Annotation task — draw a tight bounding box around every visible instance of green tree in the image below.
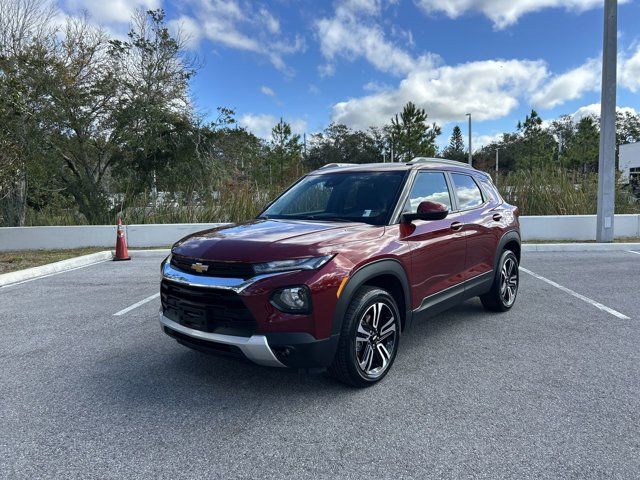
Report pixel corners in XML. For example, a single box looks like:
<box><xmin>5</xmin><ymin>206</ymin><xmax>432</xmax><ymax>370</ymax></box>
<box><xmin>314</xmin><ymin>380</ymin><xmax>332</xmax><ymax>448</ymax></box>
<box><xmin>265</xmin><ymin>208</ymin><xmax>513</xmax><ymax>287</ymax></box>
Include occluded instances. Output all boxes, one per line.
<box><xmin>0</xmin><ymin>0</ymin><xmax>57</xmax><ymax>226</ymax></box>
<box><xmin>306</xmin><ymin>123</ymin><xmax>383</xmax><ymax>169</ymax></box>
<box><xmin>390</xmin><ymin>102</ymin><xmax>441</xmax><ymax>162</ymax></box>
<box><xmin>112</xmin><ymin>9</ymin><xmax>197</xmax><ymax>194</ymax></box>
<box><xmin>514</xmin><ymin>110</ymin><xmax>556</xmax><ymax>169</ymax></box>
<box><xmin>442</xmin><ymin>125</ymin><xmax>466</xmax><ymax>161</ymax></box>
<box><xmin>561</xmin><ymin>116</ymin><xmax>600</xmax><ymax>171</ymax></box>
<box><xmin>617</xmin><ymin>111</ymin><xmax>640</xmax><ymax>146</ymax></box>
<box><xmin>269</xmin><ymin>118</ymin><xmax>302</xmax><ymax>182</ymax></box>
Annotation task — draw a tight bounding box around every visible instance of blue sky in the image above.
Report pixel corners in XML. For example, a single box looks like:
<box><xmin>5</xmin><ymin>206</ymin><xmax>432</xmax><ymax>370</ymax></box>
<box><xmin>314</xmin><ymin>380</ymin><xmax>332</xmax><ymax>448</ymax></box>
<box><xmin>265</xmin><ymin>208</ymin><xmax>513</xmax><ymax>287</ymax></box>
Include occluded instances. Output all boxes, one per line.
<box><xmin>60</xmin><ymin>0</ymin><xmax>640</xmax><ymax>149</ymax></box>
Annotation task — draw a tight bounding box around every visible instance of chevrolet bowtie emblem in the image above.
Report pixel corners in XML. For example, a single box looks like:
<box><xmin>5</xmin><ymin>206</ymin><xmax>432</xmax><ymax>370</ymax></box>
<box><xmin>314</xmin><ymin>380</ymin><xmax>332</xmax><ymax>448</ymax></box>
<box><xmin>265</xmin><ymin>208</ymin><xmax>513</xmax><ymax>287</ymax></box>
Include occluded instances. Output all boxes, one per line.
<box><xmin>191</xmin><ymin>262</ymin><xmax>209</xmax><ymax>273</ymax></box>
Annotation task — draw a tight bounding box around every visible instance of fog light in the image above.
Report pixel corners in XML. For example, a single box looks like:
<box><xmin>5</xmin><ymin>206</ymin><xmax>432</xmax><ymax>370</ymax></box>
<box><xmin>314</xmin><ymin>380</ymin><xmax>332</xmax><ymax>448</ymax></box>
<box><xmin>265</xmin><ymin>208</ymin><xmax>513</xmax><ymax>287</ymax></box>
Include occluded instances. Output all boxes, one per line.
<box><xmin>270</xmin><ymin>285</ymin><xmax>312</xmax><ymax>314</ymax></box>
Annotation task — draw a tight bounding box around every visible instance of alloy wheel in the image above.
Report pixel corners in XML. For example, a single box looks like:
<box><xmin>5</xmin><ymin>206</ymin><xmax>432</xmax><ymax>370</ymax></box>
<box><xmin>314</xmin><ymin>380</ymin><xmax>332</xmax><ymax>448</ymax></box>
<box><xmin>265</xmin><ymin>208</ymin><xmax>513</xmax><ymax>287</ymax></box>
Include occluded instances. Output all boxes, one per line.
<box><xmin>355</xmin><ymin>302</ymin><xmax>397</xmax><ymax>379</ymax></box>
<box><xmin>500</xmin><ymin>257</ymin><xmax>518</xmax><ymax>307</ymax></box>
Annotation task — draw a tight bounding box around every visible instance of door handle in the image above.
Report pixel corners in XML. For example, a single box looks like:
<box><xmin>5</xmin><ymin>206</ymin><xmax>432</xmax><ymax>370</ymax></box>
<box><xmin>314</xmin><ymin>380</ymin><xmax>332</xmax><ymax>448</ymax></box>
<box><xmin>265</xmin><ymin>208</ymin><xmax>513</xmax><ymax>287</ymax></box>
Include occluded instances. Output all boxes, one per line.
<box><xmin>492</xmin><ymin>213</ymin><xmax>503</xmax><ymax>221</ymax></box>
<box><xmin>450</xmin><ymin>221</ymin><xmax>463</xmax><ymax>231</ymax></box>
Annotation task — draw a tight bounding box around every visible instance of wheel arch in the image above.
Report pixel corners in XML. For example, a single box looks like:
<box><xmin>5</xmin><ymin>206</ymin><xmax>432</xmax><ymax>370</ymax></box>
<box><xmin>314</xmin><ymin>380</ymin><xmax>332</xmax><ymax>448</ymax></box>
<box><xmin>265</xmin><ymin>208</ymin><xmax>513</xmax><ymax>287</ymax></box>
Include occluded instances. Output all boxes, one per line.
<box><xmin>495</xmin><ymin>230</ymin><xmax>521</xmax><ymax>272</ymax></box>
<box><xmin>332</xmin><ymin>259</ymin><xmax>412</xmax><ymax>335</ymax></box>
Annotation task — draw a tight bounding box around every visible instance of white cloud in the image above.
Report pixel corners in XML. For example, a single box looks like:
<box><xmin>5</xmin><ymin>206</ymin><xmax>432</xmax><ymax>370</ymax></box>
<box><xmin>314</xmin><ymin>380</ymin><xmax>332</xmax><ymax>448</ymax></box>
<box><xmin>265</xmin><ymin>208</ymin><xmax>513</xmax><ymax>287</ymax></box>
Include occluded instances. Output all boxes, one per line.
<box><xmin>415</xmin><ymin>0</ymin><xmax>628</xmax><ymax>29</ymax></box>
<box><xmin>168</xmin><ymin>15</ymin><xmax>203</xmax><ymax>50</ymax></box>
<box><xmin>172</xmin><ymin>1</ymin><xmax>303</xmax><ymax>72</ymax></box>
<box><xmin>530</xmin><ymin>43</ymin><xmax>640</xmax><ymax>109</ymax></box>
<box><xmin>363</xmin><ymin>81</ymin><xmax>391</xmax><ymax>92</ymax></box>
<box><xmin>63</xmin><ymin>0</ymin><xmax>160</xmax><ymax>25</ymax></box>
<box><xmin>259</xmin><ymin>7</ymin><xmax>280</xmax><ymax>34</ymax></box>
<box><xmin>620</xmin><ymin>44</ymin><xmax>640</xmax><ymax>93</ymax></box>
<box><xmin>260</xmin><ymin>86</ymin><xmax>275</xmax><ymax>97</ymax></box>
<box><xmin>239</xmin><ymin>114</ymin><xmax>307</xmax><ymax>140</ymax></box>
<box><xmin>570</xmin><ymin>103</ymin><xmax>639</xmax><ymax>122</ymax></box>
<box><xmin>331</xmin><ymin>59</ymin><xmax>547</xmax><ymax>130</ymax></box>
<box><xmin>474</xmin><ymin>132</ymin><xmax>505</xmax><ymax>149</ymax></box>
<box><xmin>531</xmin><ymin>58</ymin><xmax>600</xmax><ymax>109</ymax></box>
<box><xmin>316</xmin><ymin>0</ymin><xmax>435</xmax><ymax>76</ymax></box>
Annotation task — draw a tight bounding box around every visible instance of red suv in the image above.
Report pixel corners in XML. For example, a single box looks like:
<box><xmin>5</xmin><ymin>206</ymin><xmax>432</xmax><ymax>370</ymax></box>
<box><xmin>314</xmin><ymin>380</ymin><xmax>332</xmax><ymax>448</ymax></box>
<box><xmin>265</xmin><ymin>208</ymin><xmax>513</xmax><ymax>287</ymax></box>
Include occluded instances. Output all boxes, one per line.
<box><xmin>160</xmin><ymin>158</ymin><xmax>520</xmax><ymax>386</ymax></box>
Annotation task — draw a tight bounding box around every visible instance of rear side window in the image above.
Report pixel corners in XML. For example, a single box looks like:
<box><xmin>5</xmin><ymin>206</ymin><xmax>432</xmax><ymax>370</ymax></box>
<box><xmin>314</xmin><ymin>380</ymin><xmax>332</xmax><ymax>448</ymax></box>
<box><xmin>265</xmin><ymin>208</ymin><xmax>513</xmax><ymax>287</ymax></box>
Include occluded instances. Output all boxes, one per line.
<box><xmin>451</xmin><ymin>173</ymin><xmax>484</xmax><ymax>210</ymax></box>
<box><xmin>404</xmin><ymin>172</ymin><xmax>452</xmax><ymax>213</ymax></box>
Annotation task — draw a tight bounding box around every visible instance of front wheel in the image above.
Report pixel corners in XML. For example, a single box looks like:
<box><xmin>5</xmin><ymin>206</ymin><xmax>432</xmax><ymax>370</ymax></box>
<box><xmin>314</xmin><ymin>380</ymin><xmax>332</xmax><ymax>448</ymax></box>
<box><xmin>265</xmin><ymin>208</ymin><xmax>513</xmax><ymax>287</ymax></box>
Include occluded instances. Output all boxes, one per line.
<box><xmin>480</xmin><ymin>250</ymin><xmax>519</xmax><ymax>312</ymax></box>
<box><xmin>329</xmin><ymin>286</ymin><xmax>401</xmax><ymax>387</ymax></box>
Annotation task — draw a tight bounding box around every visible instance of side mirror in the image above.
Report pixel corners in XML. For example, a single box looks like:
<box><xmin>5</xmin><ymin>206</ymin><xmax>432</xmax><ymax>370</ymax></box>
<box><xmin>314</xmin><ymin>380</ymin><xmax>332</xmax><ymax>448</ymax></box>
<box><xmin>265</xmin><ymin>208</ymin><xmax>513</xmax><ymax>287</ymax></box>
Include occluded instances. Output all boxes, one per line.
<box><xmin>401</xmin><ymin>201</ymin><xmax>449</xmax><ymax>223</ymax></box>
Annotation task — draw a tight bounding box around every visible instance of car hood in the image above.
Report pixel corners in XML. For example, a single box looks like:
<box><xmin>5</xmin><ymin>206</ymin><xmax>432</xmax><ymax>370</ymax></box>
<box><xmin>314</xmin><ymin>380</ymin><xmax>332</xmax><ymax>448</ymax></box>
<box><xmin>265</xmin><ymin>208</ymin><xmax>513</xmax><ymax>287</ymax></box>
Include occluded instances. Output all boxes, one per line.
<box><xmin>171</xmin><ymin>219</ymin><xmax>384</xmax><ymax>262</ymax></box>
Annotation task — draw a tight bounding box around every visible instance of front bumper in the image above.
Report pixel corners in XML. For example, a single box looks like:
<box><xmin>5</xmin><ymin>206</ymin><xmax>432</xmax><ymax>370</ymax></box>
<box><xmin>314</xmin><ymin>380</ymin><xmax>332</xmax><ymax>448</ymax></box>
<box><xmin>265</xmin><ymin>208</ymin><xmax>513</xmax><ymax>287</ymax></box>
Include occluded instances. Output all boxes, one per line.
<box><xmin>159</xmin><ymin>313</ymin><xmax>285</xmax><ymax>367</ymax></box>
<box><xmin>160</xmin><ymin>312</ymin><xmax>340</xmax><ymax>369</ymax></box>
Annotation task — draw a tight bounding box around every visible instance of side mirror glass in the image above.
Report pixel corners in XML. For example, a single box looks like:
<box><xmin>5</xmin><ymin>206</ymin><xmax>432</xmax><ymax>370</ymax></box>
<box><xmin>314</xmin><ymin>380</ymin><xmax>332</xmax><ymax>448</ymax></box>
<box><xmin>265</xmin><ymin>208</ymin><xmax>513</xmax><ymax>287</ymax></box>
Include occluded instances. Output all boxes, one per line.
<box><xmin>401</xmin><ymin>201</ymin><xmax>449</xmax><ymax>223</ymax></box>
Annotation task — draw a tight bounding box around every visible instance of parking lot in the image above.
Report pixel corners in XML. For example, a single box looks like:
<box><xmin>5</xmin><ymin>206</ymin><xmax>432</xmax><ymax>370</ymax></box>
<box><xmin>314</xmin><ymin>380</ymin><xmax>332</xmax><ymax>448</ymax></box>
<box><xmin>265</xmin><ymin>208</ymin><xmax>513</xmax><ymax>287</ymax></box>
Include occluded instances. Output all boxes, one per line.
<box><xmin>1</xmin><ymin>250</ymin><xmax>639</xmax><ymax>479</ymax></box>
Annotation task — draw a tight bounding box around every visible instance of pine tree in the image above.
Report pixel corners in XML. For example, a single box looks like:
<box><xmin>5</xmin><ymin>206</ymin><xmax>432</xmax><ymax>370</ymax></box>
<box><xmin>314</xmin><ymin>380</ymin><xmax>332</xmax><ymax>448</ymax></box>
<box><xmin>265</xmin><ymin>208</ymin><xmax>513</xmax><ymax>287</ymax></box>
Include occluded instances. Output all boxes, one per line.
<box><xmin>443</xmin><ymin>125</ymin><xmax>466</xmax><ymax>161</ymax></box>
<box><xmin>390</xmin><ymin>102</ymin><xmax>441</xmax><ymax>162</ymax></box>
<box><xmin>269</xmin><ymin>118</ymin><xmax>302</xmax><ymax>182</ymax></box>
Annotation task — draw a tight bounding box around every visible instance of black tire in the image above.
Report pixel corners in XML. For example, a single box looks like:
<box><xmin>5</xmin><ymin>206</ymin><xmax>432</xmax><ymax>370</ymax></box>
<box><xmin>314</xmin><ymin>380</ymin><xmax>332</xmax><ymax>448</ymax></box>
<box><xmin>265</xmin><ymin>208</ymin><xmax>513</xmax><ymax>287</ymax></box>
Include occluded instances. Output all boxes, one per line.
<box><xmin>329</xmin><ymin>286</ymin><xmax>401</xmax><ymax>387</ymax></box>
<box><xmin>480</xmin><ymin>249</ymin><xmax>519</xmax><ymax>312</ymax></box>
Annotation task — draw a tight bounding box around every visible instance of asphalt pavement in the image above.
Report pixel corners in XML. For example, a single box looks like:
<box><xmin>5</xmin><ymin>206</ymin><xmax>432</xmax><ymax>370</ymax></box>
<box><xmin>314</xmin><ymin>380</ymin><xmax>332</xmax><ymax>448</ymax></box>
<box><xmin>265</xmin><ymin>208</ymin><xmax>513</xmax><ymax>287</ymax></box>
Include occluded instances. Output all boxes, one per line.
<box><xmin>1</xmin><ymin>250</ymin><xmax>639</xmax><ymax>479</ymax></box>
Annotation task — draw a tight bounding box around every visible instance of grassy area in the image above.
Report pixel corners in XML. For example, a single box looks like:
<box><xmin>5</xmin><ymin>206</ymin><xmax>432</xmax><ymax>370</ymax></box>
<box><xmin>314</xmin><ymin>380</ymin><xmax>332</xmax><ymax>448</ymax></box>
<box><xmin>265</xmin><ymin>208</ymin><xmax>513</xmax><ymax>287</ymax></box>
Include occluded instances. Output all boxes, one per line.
<box><xmin>0</xmin><ymin>246</ymin><xmax>175</xmax><ymax>275</ymax></box>
<box><xmin>0</xmin><ymin>247</ymin><xmax>108</xmax><ymax>275</ymax></box>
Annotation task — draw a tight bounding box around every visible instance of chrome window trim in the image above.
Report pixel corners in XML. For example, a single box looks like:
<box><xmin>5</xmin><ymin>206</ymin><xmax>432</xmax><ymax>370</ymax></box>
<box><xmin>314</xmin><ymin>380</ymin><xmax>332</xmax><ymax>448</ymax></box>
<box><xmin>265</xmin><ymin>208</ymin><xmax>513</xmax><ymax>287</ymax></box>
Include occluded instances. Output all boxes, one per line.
<box><xmin>161</xmin><ymin>261</ymin><xmax>297</xmax><ymax>292</ymax></box>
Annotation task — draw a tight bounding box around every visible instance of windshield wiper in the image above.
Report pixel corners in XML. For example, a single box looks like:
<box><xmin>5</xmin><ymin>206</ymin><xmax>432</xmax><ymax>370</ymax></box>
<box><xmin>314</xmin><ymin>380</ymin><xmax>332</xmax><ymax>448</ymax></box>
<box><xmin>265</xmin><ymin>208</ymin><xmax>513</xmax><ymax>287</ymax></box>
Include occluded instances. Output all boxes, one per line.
<box><xmin>304</xmin><ymin>215</ymin><xmax>357</xmax><ymax>222</ymax></box>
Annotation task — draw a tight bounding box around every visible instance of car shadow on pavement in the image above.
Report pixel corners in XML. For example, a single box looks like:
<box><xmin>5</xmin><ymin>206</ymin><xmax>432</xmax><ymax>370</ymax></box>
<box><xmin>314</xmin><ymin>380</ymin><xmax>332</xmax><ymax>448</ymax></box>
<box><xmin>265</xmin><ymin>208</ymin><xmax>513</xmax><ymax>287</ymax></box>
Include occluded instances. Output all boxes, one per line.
<box><xmin>91</xmin><ymin>299</ymin><xmax>490</xmax><ymax>413</ymax></box>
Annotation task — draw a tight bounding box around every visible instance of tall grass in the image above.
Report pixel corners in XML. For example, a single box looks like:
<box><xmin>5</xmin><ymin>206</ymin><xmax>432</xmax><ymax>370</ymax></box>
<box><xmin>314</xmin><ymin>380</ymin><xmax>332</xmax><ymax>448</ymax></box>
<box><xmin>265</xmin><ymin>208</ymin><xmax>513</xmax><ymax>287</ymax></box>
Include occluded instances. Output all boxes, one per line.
<box><xmin>497</xmin><ymin>167</ymin><xmax>639</xmax><ymax>216</ymax></box>
<box><xmin>116</xmin><ymin>181</ymin><xmax>288</xmax><ymax>225</ymax></box>
<box><xmin>20</xmin><ymin>166</ymin><xmax>640</xmax><ymax>225</ymax></box>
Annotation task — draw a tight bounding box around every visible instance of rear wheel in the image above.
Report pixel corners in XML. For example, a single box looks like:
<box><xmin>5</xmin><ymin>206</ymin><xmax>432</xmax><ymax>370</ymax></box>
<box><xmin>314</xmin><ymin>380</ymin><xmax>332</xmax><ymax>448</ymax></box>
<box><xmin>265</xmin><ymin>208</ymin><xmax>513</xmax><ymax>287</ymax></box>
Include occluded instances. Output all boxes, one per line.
<box><xmin>480</xmin><ymin>250</ymin><xmax>519</xmax><ymax>312</ymax></box>
<box><xmin>330</xmin><ymin>286</ymin><xmax>401</xmax><ymax>387</ymax></box>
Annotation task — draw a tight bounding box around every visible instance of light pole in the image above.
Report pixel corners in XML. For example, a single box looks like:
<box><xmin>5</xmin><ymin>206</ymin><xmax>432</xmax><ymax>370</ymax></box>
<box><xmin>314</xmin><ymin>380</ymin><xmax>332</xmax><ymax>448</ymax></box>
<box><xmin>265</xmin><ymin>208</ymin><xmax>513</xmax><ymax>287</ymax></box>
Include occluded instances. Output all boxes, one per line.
<box><xmin>596</xmin><ymin>0</ymin><xmax>617</xmax><ymax>243</ymax></box>
<box><xmin>466</xmin><ymin>113</ymin><xmax>472</xmax><ymax>166</ymax></box>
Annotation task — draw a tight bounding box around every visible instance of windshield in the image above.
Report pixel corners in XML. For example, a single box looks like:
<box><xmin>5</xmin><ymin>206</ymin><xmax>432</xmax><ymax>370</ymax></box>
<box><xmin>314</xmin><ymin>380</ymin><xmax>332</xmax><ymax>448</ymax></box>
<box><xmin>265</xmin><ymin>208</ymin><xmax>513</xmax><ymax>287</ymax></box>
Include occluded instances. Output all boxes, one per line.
<box><xmin>260</xmin><ymin>171</ymin><xmax>407</xmax><ymax>226</ymax></box>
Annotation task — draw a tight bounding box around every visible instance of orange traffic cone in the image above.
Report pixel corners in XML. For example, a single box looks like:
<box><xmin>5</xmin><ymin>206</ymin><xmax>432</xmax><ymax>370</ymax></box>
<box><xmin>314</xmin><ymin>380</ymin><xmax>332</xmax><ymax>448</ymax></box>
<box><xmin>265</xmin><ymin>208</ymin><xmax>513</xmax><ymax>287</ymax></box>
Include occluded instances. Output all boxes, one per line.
<box><xmin>114</xmin><ymin>217</ymin><xmax>131</xmax><ymax>261</ymax></box>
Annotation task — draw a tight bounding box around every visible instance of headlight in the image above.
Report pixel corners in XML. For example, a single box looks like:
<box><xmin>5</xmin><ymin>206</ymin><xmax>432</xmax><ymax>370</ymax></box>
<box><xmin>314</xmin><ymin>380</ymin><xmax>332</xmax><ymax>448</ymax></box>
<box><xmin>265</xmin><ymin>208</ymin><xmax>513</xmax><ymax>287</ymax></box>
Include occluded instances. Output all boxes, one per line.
<box><xmin>253</xmin><ymin>255</ymin><xmax>334</xmax><ymax>274</ymax></box>
<box><xmin>161</xmin><ymin>253</ymin><xmax>172</xmax><ymax>273</ymax></box>
<box><xmin>270</xmin><ymin>285</ymin><xmax>312</xmax><ymax>314</ymax></box>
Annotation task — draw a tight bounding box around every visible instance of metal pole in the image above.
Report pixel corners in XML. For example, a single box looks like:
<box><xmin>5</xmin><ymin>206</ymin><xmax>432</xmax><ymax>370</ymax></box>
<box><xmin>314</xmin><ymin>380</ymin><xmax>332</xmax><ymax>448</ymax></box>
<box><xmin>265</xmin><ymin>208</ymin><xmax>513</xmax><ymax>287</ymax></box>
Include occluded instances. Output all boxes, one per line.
<box><xmin>495</xmin><ymin>149</ymin><xmax>499</xmax><ymax>186</ymax></box>
<box><xmin>466</xmin><ymin>113</ymin><xmax>472</xmax><ymax>166</ymax></box>
<box><xmin>596</xmin><ymin>0</ymin><xmax>617</xmax><ymax>243</ymax></box>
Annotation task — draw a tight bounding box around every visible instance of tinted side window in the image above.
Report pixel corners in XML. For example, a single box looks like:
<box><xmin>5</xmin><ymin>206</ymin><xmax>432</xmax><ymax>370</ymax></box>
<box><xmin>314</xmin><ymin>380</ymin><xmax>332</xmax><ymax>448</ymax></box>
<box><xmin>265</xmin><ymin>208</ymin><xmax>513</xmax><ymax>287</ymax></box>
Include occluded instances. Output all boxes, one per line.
<box><xmin>451</xmin><ymin>173</ymin><xmax>484</xmax><ymax>210</ymax></box>
<box><xmin>404</xmin><ymin>172</ymin><xmax>452</xmax><ymax>213</ymax></box>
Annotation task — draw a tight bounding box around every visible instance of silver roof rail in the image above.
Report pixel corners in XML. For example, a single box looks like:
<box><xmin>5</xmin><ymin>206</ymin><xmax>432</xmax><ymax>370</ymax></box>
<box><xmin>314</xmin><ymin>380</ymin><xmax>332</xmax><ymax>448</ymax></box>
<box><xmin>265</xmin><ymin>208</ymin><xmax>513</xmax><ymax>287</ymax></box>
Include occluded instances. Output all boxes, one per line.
<box><xmin>407</xmin><ymin>157</ymin><xmax>471</xmax><ymax>168</ymax></box>
<box><xmin>319</xmin><ymin>163</ymin><xmax>357</xmax><ymax>169</ymax></box>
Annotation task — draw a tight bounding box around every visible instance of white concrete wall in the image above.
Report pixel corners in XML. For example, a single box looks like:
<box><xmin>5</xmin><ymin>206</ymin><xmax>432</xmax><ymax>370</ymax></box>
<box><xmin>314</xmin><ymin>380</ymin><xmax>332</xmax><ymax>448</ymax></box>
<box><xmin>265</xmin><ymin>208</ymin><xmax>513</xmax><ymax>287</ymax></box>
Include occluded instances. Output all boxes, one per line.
<box><xmin>1</xmin><ymin>216</ymin><xmax>639</xmax><ymax>251</ymax></box>
<box><xmin>519</xmin><ymin>214</ymin><xmax>640</xmax><ymax>241</ymax></box>
<box><xmin>0</xmin><ymin>223</ymin><xmax>226</xmax><ymax>251</ymax></box>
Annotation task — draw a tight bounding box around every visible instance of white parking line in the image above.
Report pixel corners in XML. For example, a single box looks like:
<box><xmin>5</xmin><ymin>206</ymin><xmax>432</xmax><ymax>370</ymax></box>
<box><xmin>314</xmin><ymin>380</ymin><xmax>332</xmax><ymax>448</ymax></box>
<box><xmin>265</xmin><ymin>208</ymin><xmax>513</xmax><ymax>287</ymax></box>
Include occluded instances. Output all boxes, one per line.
<box><xmin>519</xmin><ymin>267</ymin><xmax>630</xmax><ymax>320</ymax></box>
<box><xmin>628</xmin><ymin>250</ymin><xmax>640</xmax><ymax>256</ymax></box>
<box><xmin>114</xmin><ymin>293</ymin><xmax>160</xmax><ymax>316</ymax></box>
<box><xmin>0</xmin><ymin>260</ymin><xmax>111</xmax><ymax>290</ymax></box>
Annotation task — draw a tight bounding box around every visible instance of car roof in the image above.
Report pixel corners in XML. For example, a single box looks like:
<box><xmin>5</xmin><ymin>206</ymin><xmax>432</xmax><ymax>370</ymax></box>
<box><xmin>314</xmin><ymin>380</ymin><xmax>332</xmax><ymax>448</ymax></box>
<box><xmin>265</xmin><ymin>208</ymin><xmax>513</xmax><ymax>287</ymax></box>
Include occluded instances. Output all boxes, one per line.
<box><xmin>313</xmin><ymin>157</ymin><xmax>480</xmax><ymax>175</ymax></box>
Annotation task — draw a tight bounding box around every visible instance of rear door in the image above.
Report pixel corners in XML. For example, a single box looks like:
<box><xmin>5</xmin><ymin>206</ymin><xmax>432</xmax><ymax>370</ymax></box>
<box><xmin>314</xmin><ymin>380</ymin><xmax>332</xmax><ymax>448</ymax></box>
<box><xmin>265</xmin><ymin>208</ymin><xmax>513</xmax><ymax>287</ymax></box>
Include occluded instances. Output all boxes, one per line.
<box><xmin>400</xmin><ymin>171</ymin><xmax>467</xmax><ymax>309</ymax></box>
<box><xmin>448</xmin><ymin>172</ymin><xmax>497</xmax><ymax>283</ymax></box>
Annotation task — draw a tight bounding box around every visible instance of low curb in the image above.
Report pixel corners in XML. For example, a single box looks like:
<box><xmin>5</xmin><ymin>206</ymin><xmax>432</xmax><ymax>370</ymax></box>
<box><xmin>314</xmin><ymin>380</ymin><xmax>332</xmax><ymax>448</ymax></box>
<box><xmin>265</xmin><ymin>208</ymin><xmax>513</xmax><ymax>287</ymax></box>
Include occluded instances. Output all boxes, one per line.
<box><xmin>129</xmin><ymin>249</ymin><xmax>171</xmax><ymax>257</ymax></box>
<box><xmin>523</xmin><ymin>242</ymin><xmax>640</xmax><ymax>252</ymax></box>
<box><xmin>0</xmin><ymin>250</ymin><xmax>113</xmax><ymax>288</ymax></box>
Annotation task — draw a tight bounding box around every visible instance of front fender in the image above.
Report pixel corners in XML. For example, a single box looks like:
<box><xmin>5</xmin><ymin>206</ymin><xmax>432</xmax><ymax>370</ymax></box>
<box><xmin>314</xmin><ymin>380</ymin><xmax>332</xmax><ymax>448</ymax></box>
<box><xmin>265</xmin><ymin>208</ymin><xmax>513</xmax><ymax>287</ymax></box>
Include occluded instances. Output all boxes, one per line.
<box><xmin>331</xmin><ymin>258</ymin><xmax>412</xmax><ymax>336</ymax></box>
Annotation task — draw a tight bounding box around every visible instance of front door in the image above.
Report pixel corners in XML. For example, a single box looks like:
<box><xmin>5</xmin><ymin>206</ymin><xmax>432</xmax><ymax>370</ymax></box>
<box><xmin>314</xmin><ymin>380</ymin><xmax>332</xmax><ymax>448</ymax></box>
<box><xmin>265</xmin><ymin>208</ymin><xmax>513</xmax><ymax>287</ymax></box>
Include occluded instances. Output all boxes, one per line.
<box><xmin>400</xmin><ymin>171</ymin><xmax>467</xmax><ymax>310</ymax></box>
